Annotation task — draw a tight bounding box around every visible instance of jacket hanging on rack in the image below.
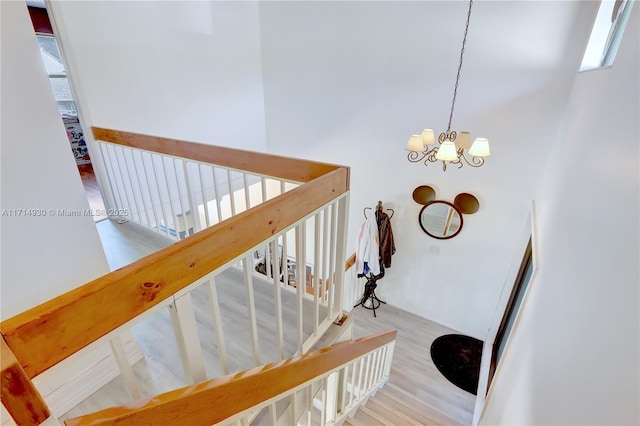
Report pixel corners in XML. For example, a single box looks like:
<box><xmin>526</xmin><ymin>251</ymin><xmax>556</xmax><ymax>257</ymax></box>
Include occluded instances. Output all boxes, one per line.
<box><xmin>355</xmin><ymin>214</ymin><xmax>380</xmax><ymax>276</ymax></box>
<box><xmin>376</xmin><ymin>209</ymin><xmax>396</xmax><ymax>268</ymax></box>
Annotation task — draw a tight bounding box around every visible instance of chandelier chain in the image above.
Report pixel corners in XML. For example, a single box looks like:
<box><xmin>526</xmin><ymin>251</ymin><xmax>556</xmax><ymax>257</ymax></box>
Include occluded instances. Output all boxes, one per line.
<box><xmin>446</xmin><ymin>0</ymin><xmax>474</xmax><ymax>133</ymax></box>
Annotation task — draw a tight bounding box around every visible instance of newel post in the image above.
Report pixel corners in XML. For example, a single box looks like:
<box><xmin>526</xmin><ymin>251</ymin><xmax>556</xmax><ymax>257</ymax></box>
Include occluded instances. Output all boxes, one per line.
<box><xmin>1</xmin><ymin>336</ymin><xmax>51</xmax><ymax>425</ymax></box>
<box><xmin>334</xmin><ymin>193</ymin><xmax>350</xmax><ymax>315</ymax></box>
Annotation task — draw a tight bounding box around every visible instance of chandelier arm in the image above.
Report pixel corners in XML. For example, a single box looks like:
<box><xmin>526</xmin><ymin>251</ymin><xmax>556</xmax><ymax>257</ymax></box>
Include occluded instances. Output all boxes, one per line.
<box><xmin>448</xmin><ymin>157</ymin><xmax>465</xmax><ymax>169</ymax></box>
<box><xmin>446</xmin><ymin>0</ymin><xmax>474</xmax><ymax>133</ymax></box>
<box><xmin>459</xmin><ymin>152</ymin><xmax>485</xmax><ymax>168</ymax></box>
<box><xmin>407</xmin><ymin>148</ymin><xmax>441</xmax><ymax>166</ymax></box>
<box><xmin>407</xmin><ymin>151</ymin><xmax>427</xmax><ymax>163</ymax></box>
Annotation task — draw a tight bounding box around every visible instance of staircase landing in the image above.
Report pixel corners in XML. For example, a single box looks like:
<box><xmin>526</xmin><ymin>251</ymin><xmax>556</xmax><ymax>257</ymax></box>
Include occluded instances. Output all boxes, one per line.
<box><xmin>350</xmin><ymin>299</ymin><xmax>476</xmax><ymax>425</ymax></box>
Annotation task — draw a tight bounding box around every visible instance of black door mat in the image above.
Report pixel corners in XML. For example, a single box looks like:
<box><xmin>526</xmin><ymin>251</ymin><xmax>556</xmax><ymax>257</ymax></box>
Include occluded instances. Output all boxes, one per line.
<box><xmin>430</xmin><ymin>333</ymin><xmax>483</xmax><ymax>395</ymax></box>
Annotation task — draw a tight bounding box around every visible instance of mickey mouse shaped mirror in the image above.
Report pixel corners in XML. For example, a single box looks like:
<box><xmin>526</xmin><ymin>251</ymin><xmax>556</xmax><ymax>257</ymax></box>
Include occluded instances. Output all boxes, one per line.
<box><xmin>412</xmin><ymin>186</ymin><xmax>479</xmax><ymax>240</ymax></box>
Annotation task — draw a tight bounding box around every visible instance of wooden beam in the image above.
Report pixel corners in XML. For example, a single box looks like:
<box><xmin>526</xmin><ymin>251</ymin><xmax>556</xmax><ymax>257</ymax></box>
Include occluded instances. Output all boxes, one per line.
<box><xmin>64</xmin><ymin>330</ymin><xmax>397</xmax><ymax>426</ymax></box>
<box><xmin>1</xmin><ymin>336</ymin><xmax>50</xmax><ymax>426</ymax></box>
<box><xmin>1</xmin><ymin>168</ymin><xmax>349</xmax><ymax>379</ymax></box>
<box><xmin>91</xmin><ymin>127</ymin><xmax>344</xmax><ymax>184</ymax></box>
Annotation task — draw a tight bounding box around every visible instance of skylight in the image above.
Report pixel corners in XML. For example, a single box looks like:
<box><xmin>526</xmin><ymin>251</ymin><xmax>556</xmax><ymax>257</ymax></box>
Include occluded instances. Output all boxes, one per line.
<box><xmin>580</xmin><ymin>0</ymin><xmax>635</xmax><ymax>72</ymax></box>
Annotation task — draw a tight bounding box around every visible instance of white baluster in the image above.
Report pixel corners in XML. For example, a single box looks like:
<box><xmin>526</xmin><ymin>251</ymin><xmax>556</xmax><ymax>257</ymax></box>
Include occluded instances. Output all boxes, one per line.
<box><xmin>113</xmin><ymin>146</ymin><xmax>136</xmax><ymax>221</ymax></box>
<box><xmin>243</xmin><ymin>257</ymin><xmax>260</xmax><ymax>366</ymax></box>
<box><xmin>313</xmin><ymin>213</ymin><xmax>321</xmax><ymax>335</ymax></box>
<box><xmin>261</xmin><ymin>176</ymin><xmax>267</xmax><ymax>203</ymax></box>
<box><xmin>105</xmin><ymin>145</ymin><xmax>127</xmax><ymax>215</ymax></box>
<box><xmin>335</xmin><ymin>194</ymin><xmax>350</xmax><ymax>312</ymax></box>
<box><xmin>295</xmin><ymin>223</ymin><xmax>306</xmax><ymax>354</ymax></box>
<box><xmin>206</xmin><ymin>278</ymin><xmax>230</xmax><ymax>375</ymax></box>
<box><xmin>269</xmin><ymin>403</ymin><xmax>277</xmax><ymax>424</ymax></box>
<box><xmin>243</xmin><ymin>173</ymin><xmax>251</xmax><ymax>210</ymax></box>
<box><xmin>356</xmin><ymin>356</ymin><xmax>365</xmax><ymax>399</ymax></box>
<box><xmin>169</xmin><ymin>293</ymin><xmax>207</xmax><ymax>384</ymax></box>
<box><xmin>95</xmin><ymin>143</ymin><xmax>118</xmax><ymax>213</ymax></box>
<box><xmin>149</xmin><ymin>153</ymin><xmax>171</xmax><ymax>237</ymax></box>
<box><xmin>349</xmin><ymin>360</ymin><xmax>357</xmax><ymax>406</ymax></box>
<box><xmin>364</xmin><ymin>353</ymin><xmax>374</xmax><ymax>392</ymax></box>
<box><xmin>182</xmin><ymin>160</ymin><xmax>199</xmax><ymax>233</ymax></box>
<box><xmin>161</xmin><ymin>156</ymin><xmax>179</xmax><ymax>239</ymax></box>
<box><xmin>372</xmin><ymin>350</ymin><xmax>381</xmax><ymax>389</ymax></box>
<box><xmin>320</xmin><ymin>376</ymin><xmax>328</xmax><ymax>426</ymax></box>
<box><xmin>271</xmin><ymin>239</ymin><xmax>285</xmax><ymax>360</ymax></box>
<box><xmin>290</xmin><ymin>393</ymin><xmax>297</xmax><ymax>426</ymax></box>
<box><xmin>122</xmin><ymin>149</ymin><xmax>144</xmax><ymax>226</ymax></box>
<box><xmin>227</xmin><ymin>169</ymin><xmax>236</xmax><ymax>217</ymax></box>
<box><xmin>198</xmin><ymin>163</ymin><xmax>210</xmax><ymax>228</ymax></box>
<box><xmin>131</xmin><ymin>150</ymin><xmax>151</xmax><ymax>228</ymax></box>
<box><xmin>321</xmin><ymin>206</ymin><xmax>329</xmax><ymax>305</ymax></box>
<box><xmin>140</xmin><ymin>151</ymin><xmax>161</xmax><ymax>233</ymax></box>
<box><xmin>306</xmin><ymin>385</ymin><xmax>313</xmax><ymax>425</ymax></box>
<box><xmin>282</xmin><ymin>233</ymin><xmax>289</xmax><ymax>287</ymax></box>
<box><xmin>173</xmin><ymin>159</ymin><xmax>190</xmax><ymax>238</ymax></box>
<box><xmin>383</xmin><ymin>341</ymin><xmax>395</xmax><ymax>381</ymax></box>
<box><xmin>325</xmin><ymin>371</ymin><xmax>338</xmax><ymax>424</ymax></box>
<box><xmin>339</xmin><ymin>364</ymin><xmax>349</xmax><ymax>414</ymax></box>
<box><xmin>328</xmin><ymin>202</ymin><xmax>338</xmax><ymax>316</ymax></box>
<box><xmin>212</xmin><ymin>166</ymin><xmax>223</xmax><ymax>224</ymax></box>
<box><xmin>109</xmin><ymin>334</ymin><xmax>141</xmax><ymax>400</ymax></box>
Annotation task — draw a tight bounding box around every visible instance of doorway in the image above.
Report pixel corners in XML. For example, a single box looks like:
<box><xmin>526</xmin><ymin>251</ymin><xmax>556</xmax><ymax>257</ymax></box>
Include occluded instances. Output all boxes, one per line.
<box><xmin>28</xmin><ymin>4</ymin><xmax>107</xmax><ymax>222</ymax></box>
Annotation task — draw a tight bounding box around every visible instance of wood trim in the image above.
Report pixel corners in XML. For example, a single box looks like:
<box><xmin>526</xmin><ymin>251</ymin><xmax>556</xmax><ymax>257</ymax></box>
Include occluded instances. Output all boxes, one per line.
<box><xmin>64</xmin><ymin>330</ymin><xmax>397</xmax><ymax>426</ymax></box>
<box><xmin>1</xmin><ymin>168</ymin><xmax>349</xmax><ymax>379</ymax></box>
<box><xmin>1</xmin><ymin>336</ymin><xmax>50</xmax><ymax>426</ymax></box>
<box><xmin>345</xmin><ymin>253</ymin><xmax>356</xmax><ymax>271</ymax></box>
<box><xmin>91</xmin><ymin>127</ymin><xmax>346</xmax><ymax>184</ymax></box>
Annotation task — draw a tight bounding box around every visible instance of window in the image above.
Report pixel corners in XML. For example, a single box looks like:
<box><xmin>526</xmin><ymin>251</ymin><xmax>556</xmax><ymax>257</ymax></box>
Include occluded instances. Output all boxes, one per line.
<box><xmin>580</xmin><ymin>0</ymin><xmax>636</xmax><ymax>71</ymax></box>
<box><xmin>36</xmin><ymin>35</ymin><xmax>77</xmax><ymax>115</ymax></box>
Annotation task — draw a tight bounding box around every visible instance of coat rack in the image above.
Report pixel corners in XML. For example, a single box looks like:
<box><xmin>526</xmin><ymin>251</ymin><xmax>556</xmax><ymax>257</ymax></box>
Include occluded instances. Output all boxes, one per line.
<box><xmin>363</xmin><ymin>200</ymin><xmax>394</xmax><ymax>220</ymax></box>
<box><xmin>354</xmin><ymin>201</ymin><xmax>395</xmax><ymax>317</ymax></box>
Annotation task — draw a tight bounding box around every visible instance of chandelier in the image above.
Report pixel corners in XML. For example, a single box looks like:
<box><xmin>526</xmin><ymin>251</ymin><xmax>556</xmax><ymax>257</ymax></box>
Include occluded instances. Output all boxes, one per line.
<box><xmin>406</xmin><ymin>0</ymin><xmax>490</xmax><ymax>171</ymax></box>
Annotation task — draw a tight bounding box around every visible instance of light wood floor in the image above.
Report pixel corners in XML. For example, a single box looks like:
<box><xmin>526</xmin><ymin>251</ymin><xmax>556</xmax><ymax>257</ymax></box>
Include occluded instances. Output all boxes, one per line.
<box><xmin>60</xmin><ymin>219</ymin><xmax>476</xmax><ymax>424</ymax></box>
<box><xmin>350</xmin><ymin>300</ymin><xmax>476</xmax><ymax>424</ymax></box>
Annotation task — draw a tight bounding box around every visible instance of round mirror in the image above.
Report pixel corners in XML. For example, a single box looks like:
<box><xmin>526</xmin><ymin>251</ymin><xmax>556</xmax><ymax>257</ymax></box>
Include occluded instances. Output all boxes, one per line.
<box><xmin>419</xmin><ymin>201</ymin><xmax>463</xmax><ymax>240</ymax></box>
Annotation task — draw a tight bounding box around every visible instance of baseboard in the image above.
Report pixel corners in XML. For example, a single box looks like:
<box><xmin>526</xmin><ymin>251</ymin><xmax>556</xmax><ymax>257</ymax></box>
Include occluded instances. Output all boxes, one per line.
<box><xmin>31</xmin><ymin>331</ymin><xmax>144</xmax><ymax>418</ymax></box>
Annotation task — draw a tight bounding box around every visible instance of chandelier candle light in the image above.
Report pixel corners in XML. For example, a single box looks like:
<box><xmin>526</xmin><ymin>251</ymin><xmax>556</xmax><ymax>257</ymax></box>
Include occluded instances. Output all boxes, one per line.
<box><xmin>406</xmin><ymin>0</ymin><xmax>490</xmax><ymax>171</ymax></box>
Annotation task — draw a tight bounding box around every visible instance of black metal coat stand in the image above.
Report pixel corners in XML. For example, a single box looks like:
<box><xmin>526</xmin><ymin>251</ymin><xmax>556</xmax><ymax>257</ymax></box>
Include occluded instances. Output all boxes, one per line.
<box><xmin>354</xmin><ymin>270</ymin><xmax>386</xmax><ymax>317</ymax></box>
<box><xmin>355</xmin><ymin>202</ymin><xmax>395</xmax><ymax>317</ymax></box>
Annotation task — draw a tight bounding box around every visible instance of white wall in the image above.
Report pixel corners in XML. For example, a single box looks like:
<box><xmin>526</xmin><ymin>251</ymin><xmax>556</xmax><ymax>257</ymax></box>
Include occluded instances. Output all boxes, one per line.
<box><xmin>481</xmin><ymin>5</ymin><xmax>639</xmax><ymax>425</ymax></box>
<box><xmin>48</xmin><ymin>0</ymin><xmax>267</xmax><ymax>152</ymax></box>
<box><xmin>259</xmin><ymin>1</ymin><xmax>593</xmax><ymax>338</ymax></box>
<box><xmin>0</xmin><ymin>0</ymin><xmax>109</xmax><ymax>319</ymax></box>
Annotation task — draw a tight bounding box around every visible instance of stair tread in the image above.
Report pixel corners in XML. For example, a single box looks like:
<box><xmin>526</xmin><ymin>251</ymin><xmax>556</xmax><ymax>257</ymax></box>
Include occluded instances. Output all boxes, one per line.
<box><xmin>365</xmin><ymin>397</ymin><xmax>427</xmax><ymax>426</ymax></box>
<box><xmin>373</xmin><ymin>391</ymin><xmax>443</xmax><ymax>425</ymax></box>
<box><xmin>348</xmin><ymin>405</ymin><xmax>387</xmax><ymax>426</ymax></box>
<box><xmin>380</xmin><ymin>383</ymin><xmax>465</xmax><ymax>426</ymax></box>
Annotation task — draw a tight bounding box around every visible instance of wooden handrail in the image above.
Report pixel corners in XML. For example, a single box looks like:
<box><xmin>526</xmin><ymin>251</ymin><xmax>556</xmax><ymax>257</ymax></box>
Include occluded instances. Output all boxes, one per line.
<box><xmin>64</xmin><ymin>329</ymin><xmax>397</xmax><ymax>426</ymax></box>
<box><xmin>92</xmin><ymin>127</ymin><xmax>348</xmax><ymax>183</ymax></box>
<box><xmin>1</xmin><ymin>132</ymin><xmax>350</xmax><ymax>380</ymax></box>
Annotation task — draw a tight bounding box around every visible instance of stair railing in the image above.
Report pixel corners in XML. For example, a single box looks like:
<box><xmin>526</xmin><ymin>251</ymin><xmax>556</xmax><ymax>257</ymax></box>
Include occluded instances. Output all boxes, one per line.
<box><xmin>92</xmin><ymin>128</ymin><xmax>302</xmax><ymax>240</ymax></box>
<box><xmin>1</xmin><ymin>128</ymin><xmax>350</xmax><ymax>424</ymax></box>
<box><xmin>63</xmin><ymin>330</ymin><xmax>397</xmax><ymax>426</ymax></box>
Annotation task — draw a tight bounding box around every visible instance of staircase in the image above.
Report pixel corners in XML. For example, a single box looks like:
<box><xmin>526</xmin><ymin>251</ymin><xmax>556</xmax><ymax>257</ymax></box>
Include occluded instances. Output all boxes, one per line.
<box><xmin>345</xmin><ymin>382</ymin><xmax>464</xmax><ymax>426</ymax></box>
<box><xmin>0</xmin><ymin>128</ymin><xmax>474</xmax><ymax>425</ymax></box>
